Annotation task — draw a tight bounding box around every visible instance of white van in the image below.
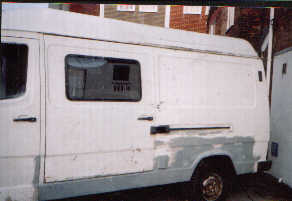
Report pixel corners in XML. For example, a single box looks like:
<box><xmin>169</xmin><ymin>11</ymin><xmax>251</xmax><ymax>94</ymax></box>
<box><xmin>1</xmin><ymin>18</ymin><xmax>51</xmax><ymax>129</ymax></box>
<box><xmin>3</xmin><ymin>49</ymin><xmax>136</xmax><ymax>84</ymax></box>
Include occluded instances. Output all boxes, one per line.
<box><xmin>1</xmin><ymin>8</ymin><xmax>270</xmax><ymax>201</ymax></box>
<box><xmin>270</xmin><ymin>47</ymin><xmax>292</xmax><ymax>187</ymax></box>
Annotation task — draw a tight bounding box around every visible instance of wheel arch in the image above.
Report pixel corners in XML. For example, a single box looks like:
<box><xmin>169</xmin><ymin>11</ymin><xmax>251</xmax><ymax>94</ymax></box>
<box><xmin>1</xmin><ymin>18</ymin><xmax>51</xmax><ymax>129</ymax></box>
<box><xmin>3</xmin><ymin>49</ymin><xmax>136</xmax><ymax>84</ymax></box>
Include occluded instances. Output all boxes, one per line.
<box><xmin>190</xmin><ymin>151</ymin><xmax>237</xmax><ymax>180</ymax></box>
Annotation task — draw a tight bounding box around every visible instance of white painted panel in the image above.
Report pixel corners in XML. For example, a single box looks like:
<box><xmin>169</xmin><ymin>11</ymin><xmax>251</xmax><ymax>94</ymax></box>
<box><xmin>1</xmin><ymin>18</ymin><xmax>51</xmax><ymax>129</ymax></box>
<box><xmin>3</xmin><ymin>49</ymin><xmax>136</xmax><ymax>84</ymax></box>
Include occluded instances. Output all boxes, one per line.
<box><xmin>159</xmin><ymin>55</ymin><xmax>256</xmax><ymax>108</ymax></box>
<box><xmin>2</xmin><ymin>8</ymin><xmax>258</xmax><ymax>58</ymax></box>
<box><xmin>0</xmin><ymin>36</ymin><xmax>40</xmax><ymax>201</ymax></box>
<box><xmin>2</xmin><ymin>3</ymin><xmax>49</xmax><ymax>10</ymax></box>
<box><xmin>45</xmin><ymin>149</ymin><xmax>153</xmax><ymax>182</ymax></box>
<box><xmin>44</xmin><ymin>35</ymin><xmax>155</xmax><ymax>182</ymax></box>
<box><xmin>270</xmin><ymin>49</ymin><xmax>292</xmax><ymax>187</ymax></box>
<box><xmin>0</xmin><ymin>158</ymin><xmax>36</xmax><ymax>187</ymax></box>
<box><xmin>154</xmin><ymin>50</ymin><xmax>269</xmax><ymax>174</ymax></box>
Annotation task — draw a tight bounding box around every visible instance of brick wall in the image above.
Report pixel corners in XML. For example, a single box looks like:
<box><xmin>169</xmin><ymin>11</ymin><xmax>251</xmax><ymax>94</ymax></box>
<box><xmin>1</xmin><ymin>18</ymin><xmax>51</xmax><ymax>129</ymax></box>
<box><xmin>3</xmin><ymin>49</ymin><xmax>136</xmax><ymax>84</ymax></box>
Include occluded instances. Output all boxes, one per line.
<box><xmin>231</xmin><ymin>8</ymin><xmax>269</xmax><ymax>53</ymax></box>
<box><xmin>170</xmin><ymin>6</ymin><xmax>208</xmax><ymax>33</ymax></box>
<box><xmin>69</xmin><ymin>3</ymin><xmax>100</xmax><ymax>16</ymax></box>
<box><xmin>104</xmin><ymin>5</ymin><xmax>165</xmax><ymax>27</ymax></box>
<box><xmin>214</xmin><ymin>8</ymin><xmax>227</xmax><ymax>35</ymax></box>
<box><xmin>209</xmin><ymin>8</ymin><xmax>270</xmax><ymax>54</ymax></box>
<box><xmin>67</xmin><ymin>4</ymin><xmax>211</xmax><ymax>33</ymax></box>
<box><xmin>208</xmin><ymin>8</ymin><xmax>292</xmax><ymax>54</ymax></box>
<box><xmin>273</xmin><ymin>8</ymin><xmax>292</xmax><ymax>53</ymax></box>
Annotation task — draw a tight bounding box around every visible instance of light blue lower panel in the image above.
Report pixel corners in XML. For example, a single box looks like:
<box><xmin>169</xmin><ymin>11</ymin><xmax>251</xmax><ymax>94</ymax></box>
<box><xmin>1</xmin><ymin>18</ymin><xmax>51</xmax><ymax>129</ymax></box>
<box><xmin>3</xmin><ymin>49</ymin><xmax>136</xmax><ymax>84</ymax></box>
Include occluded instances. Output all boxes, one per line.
<box><xmin>39</xmin><ymin>168</ymin><xmax>193</xmax><ymax>200</ymax></box>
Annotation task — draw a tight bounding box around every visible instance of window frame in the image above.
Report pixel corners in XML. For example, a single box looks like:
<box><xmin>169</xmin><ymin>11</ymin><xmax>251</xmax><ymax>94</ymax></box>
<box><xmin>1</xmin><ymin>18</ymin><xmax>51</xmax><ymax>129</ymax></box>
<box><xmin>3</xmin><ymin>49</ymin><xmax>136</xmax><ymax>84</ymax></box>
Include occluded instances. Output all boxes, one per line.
<box><xmin>64</xmin><ymin>54</ymin><xmax>142</xmax><ymax>102</ymax></box>
<box><xmin>139</xmin><ymin>5</ymin><xmax>158</xmax><ymax>13</ymax></box>
<box><xmin>210</xmin><ymin>24</ymin><xmax>215</xmax><ymax>35</ymax></box>
<box><xmin>0</xmin><ymin>43</ymin><xmax>29</xmax><ymax>100</ymax></box>
<box><xmin>226</xmin><ymin>7</ymin><xmax>235</xmax><ymax>31</ymax></box>
<box><xmin>205</xmin><ymin>6</ymin><xmax>210</xmax><ymax>15</ymax></box>
<box><xmin>117</xmin><ymin>5</ymin><xmax>136</xmax><ymax>12</ymax></box>
<box><xmin>183</xmin><ymin>6</ymin><xmax>202</xmax><ymax>15</ymax></box>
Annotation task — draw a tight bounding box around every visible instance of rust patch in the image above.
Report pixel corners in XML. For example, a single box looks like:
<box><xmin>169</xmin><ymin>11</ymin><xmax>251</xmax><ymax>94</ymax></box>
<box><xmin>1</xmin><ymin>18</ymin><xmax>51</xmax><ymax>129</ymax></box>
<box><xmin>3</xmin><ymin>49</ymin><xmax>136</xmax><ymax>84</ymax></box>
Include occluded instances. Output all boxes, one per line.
<box><xmin>5</xmin><ymin>196</ymin><xmax>12</xmax><ymax>201</ymax></box>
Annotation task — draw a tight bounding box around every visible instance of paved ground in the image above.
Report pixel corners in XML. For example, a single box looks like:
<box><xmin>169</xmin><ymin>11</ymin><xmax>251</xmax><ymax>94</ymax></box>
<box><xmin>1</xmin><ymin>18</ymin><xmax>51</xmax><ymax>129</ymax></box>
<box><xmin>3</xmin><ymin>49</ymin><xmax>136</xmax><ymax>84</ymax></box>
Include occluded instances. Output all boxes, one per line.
<box><xmin>55</xmin><ymin>173</ymin><xmax>292</xmax><ymax>201</ymax></box>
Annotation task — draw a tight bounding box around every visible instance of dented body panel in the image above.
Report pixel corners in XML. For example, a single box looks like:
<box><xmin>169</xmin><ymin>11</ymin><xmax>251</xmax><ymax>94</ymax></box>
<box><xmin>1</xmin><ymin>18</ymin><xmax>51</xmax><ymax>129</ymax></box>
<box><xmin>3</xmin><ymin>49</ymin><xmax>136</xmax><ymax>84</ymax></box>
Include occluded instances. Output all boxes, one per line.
<box><xmin>1</xmin><ymin>8</ymin><xmax>269</xmax><ymax>201</ymax></box>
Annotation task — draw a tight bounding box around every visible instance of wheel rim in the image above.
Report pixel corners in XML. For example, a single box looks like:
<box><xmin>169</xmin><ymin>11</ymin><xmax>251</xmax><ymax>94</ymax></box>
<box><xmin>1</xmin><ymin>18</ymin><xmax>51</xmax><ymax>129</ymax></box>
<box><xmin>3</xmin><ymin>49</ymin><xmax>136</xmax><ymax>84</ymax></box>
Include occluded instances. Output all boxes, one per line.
<box><xmin>201</xmin><ymin>173</ymin><xmax>223</xmax><ymax>201</ymax></box>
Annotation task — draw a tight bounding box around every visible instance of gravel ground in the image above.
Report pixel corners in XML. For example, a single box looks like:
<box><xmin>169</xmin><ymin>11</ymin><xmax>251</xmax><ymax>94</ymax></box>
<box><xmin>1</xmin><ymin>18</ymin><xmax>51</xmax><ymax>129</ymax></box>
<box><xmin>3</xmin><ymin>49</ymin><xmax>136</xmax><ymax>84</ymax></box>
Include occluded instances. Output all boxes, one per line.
<box><xmin>54</xmin><ymin>173</ymin><xmax>292</xmax><ymax>201</ymax></box>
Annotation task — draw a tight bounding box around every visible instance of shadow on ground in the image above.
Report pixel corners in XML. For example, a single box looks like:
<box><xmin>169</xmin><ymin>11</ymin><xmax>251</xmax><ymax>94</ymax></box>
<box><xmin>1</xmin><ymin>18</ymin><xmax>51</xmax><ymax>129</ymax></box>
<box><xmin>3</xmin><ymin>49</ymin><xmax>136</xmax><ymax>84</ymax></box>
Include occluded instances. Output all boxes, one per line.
<box><xmin>53</xmin><ymin>173</ymin><xmax>292</xmax><ymax>201</ymax></box>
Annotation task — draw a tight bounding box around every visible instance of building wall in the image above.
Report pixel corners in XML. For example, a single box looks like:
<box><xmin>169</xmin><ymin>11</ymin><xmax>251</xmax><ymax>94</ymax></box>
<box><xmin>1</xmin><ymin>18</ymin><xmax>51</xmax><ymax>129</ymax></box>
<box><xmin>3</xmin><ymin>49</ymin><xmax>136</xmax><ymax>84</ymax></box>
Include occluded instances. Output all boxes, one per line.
<box><xmin>208</xmin><ymin>8</ymin><xmax>292</xmax><ymax>54</ymax></box>
<box><xmin>209</xmin><ymin>8</ymin><xmax>270</xmax><ymax>53</ymax></box>
<box><xmin>69</xmin><ymin>3</ymin><xmax>100</xmax><ymax>16</ymax></box>
<box><xmin>233</xmin><ymin>8</ymin><xmax>269</xmax><ymax>53</ymax></box>
<box><xmin>66</xmin><ymin>4</ymin><xmax>208</xmax><ymax>33</ymax></box>
<box><xmin>215</xmin><ymin>8</ymin><xmax>227</xmax><ymax>35</ymax></box>
<box><xmin>273</xmin><ymin>8</ymin><xmax>292</xmax><ymax>53</ymax></box>
<box><xmin>170</xmin><ymin>6</ymin><xmax>208</xmax><ymax>33</ymax></box>
<box><xmin>104</xmin><ymin>5</ymin><xmax>165</xmax><ymax>27</ymax></box>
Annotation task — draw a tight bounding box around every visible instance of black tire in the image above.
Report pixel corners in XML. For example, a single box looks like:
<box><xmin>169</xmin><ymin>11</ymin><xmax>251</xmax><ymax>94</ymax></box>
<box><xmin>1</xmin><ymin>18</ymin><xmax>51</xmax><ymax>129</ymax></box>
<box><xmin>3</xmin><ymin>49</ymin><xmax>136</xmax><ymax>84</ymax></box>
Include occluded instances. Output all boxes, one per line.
<box><xmin>190</xmin><ymin>161</ymin><xmax>232</xmax><ymax>201</ymax></box>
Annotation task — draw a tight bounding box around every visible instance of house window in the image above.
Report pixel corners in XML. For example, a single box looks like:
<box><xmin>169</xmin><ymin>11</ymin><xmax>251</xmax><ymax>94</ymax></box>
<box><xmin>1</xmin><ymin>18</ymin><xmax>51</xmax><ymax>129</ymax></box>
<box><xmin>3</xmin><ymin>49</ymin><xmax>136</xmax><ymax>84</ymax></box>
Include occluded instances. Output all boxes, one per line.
<box><xmin>65</xmin><ymin>54</ymin><xmax>141</xmax><ymax>101</ymax></box>
<box><xmin>0</xmin><ymin>43</ymin><xmax>28</xmax><ymax>100</ymax></box>
<box><xmin>226</xmin><ymin>7</ymin><xmax>235</xmax><ymax>31</ymax></box>
<box><xmin>117</xmin><ymin>5</ymin><xmax>135</xmax><ymax>12</ymax></box>
<box><xmin>183</xmin><ymin>6</ymin><xmax>202</xmax><ymax>15</ymax></box>
<box><xmin>139</xmin><ymin>5</ymin><xmax>158</xmax><ymax>13</ymax></box>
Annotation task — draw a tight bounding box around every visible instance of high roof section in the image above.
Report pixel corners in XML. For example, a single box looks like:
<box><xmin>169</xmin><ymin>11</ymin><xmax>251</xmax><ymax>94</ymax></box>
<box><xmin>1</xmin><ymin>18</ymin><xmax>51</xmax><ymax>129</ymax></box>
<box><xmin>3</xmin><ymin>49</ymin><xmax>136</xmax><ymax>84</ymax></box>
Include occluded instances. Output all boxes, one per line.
<box><xmin>2</xmin><ymin>8</ymin><xmax>258</xmax><ymax>58</ymax></box>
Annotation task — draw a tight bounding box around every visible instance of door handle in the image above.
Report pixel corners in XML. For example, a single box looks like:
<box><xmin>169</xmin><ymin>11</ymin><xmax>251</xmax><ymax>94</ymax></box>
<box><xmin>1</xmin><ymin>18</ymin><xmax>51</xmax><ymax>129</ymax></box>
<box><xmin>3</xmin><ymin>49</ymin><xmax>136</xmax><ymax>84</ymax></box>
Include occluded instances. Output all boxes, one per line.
<box><xmin>13</xmin><ymin>117</ymin><xmax>37</xmax><ymax>122</ymax></box>
<box><xmin>137</xmin><ymin>116</ymin><xmax>153</xmax><ymax>121</ymax></box>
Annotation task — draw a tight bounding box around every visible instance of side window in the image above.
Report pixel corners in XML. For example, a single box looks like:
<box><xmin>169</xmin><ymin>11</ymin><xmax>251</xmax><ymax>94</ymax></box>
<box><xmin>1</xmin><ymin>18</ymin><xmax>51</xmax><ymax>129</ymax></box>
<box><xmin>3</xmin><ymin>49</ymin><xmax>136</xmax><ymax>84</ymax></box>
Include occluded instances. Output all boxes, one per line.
<box><xmin>0</xmin><ymin>43</ymin><xmax>28</xmax><ymax>100</ymax></box>
<box><xmin>65</xmin><ymin>54</ymin><xmax>141</xmax><ymax>101</ymax></box>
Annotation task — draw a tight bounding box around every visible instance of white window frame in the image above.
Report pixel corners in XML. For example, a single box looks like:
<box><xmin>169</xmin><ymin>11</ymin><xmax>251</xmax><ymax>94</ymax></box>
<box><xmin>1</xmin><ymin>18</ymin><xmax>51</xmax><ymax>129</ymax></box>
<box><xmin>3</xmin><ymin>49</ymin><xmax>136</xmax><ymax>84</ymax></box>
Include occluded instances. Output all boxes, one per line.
<box><xmin>100</xmin><ymin>4</ymin><xmax>104</xmax><ymax>17</ymax></box>
<box><xmin>226</xmin><ymin>7</ymin><xmax>235</xmax><ymax>31</ymax></box>
<box><xmin>183</xmin><ymin>6</ymin><xmax>202</xmax><ymax>15</ymax></box>
<box><xmin>164</xmin><ymin>5</ymin><xmax>170</xmax><ymax>28</ymax></box>
<box><xmin>117</xmin><ymin>5</ymin><xmax>135</xmax><ymax>12</ymax></box>
<box><xmin>210</xmin><ymin>24</ymin><xmax>215</xmax><ymax>35</ymax></box>
<box><xmin>205</xmin><ymin>6</ymin><xmax>210</xmax><ymax>15</ymax></box>
<box><xmin>139</xmin><ymin>5</ymin><xmax>158</xmax><ymax>13</ymax></box>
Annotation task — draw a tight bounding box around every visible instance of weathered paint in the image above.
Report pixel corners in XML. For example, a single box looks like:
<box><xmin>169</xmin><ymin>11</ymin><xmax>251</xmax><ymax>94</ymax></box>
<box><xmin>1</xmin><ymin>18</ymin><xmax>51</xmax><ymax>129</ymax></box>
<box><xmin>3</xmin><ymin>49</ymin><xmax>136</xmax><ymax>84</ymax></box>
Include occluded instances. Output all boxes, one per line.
<box><xmin>39</xmin><ymin>135</ymin><xmax>265</xmax><ymax>200</ymax></box>
<box><xmin>155</xmin><ymin>155</ymin><xmax>169</xmax><ymax>169</ymax></box>
<box><xmin>154</xmin><ymin>135</ymin><xmax>263</xmax><ymax>174</ymax></box>
<box><xmin>32</xmin><ymin>156</ymin><xmax>40</xmax><ymax>200</ymax></box>
<box><xmin>5</xmin><ymin>196</ymin><xmax>12</xmax><ymax>201</ymax></box>
<box><xmin>1</xmin><ymin>8</ymin><xmax>270</xmax><ymax>201</ymax></box>
<box><xmin>39</xmin><ymin>166</ymin><xmax>193</xmax><ymax>200</ymax></box>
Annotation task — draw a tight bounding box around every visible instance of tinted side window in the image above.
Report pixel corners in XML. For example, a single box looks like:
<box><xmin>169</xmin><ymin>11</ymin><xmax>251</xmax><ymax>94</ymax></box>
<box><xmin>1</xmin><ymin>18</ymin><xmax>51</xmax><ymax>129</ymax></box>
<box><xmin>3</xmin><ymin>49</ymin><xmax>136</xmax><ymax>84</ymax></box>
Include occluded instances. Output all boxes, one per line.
<box><xmin>65</xmin><ymin>54</ymin><xmax>141</xmax><ymax>101</ymax></box>
<box><xmin>0</xmin><ymin>43</ymin><xmax>28</xmax><ymax>100</ymax></box>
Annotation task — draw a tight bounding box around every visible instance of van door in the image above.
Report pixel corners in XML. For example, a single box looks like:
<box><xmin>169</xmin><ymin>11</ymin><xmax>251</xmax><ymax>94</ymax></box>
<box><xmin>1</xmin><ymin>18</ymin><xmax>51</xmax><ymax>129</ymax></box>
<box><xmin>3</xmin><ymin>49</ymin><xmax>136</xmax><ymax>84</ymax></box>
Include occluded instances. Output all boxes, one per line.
<box><xmin>44</xmin><ymin>35</ymin><xmax>155</xmax><ymax>182</ymax></box>
<box><xmin>0</xmin><ymin>36</ymin><xmax>40</xmax><ymax>199</ymax></box>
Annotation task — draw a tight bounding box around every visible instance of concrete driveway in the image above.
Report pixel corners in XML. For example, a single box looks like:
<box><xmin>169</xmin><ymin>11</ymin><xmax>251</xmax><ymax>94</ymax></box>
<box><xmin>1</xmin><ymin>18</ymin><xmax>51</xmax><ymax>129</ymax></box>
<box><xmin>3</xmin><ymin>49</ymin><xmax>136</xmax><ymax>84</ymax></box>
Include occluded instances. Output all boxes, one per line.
<box><xmin>54</xmin><ymin>173</ymin><xmax>292</xmax><ymax>201</ymax></box>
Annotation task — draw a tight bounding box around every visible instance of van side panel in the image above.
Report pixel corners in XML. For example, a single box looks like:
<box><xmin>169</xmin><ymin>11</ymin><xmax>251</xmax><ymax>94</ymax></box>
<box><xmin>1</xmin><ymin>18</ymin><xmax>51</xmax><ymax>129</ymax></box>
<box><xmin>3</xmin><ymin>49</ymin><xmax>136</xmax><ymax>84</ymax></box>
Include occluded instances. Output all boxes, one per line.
<box><xmin>0</xmin><ymin>35</ymin><xmax>41</xmax><ymax>201</ymax></box>
<box><xmin>44</xmin><ymin>35</ymin><xmax>155</xmax><ymax>182</ymax></box>
<box><xmin>39</xmin><ymin>45</ymin><xmax>269</xmax><ymax>201</ymax></box>
<box><xmin>153</xmin><ymin>52</ymin><xmax>269</xmax><ymax>175</ymax></box>
<box><xmin>38</xmin><ymin>39</ymin><xmax>269</xmax><ymax>200</ymax></box>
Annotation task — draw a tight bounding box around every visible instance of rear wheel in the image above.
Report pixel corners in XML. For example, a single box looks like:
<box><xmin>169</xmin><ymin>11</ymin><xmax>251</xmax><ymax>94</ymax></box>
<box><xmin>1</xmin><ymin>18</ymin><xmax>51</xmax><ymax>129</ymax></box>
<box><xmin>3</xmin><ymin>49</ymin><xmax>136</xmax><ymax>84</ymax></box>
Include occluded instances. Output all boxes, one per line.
<box><xmin>191</xmin><ymin>161</ymin><xmax>232</xmax><ymax>201</ymax></box>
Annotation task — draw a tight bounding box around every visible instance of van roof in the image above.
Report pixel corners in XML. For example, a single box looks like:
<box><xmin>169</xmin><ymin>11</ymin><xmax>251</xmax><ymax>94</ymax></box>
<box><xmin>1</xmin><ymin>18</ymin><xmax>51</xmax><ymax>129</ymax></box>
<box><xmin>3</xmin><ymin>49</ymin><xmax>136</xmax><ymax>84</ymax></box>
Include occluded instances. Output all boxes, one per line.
<box><xmin>2</xmin><ymin>8</ymin><xmax>258</xmax><ymax>58</ymax></box>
